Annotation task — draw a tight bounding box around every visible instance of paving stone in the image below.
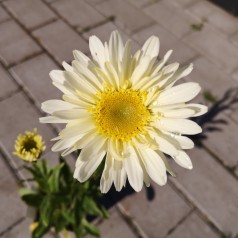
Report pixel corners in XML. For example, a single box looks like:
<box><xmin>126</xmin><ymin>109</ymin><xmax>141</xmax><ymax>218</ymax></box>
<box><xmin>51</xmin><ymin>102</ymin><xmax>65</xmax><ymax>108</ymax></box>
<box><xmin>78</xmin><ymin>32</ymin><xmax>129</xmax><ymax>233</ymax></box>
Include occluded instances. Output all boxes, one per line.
<box><xmin>201</xmin><ymin>114</ymin><xmax>238</xmax><ymax>168</ymax></box>
<box><xmin>186</xmin><ymin>57</ymin><xmax>238</xmax><ymax>105</ymax></box>
<box><xmin>144</xmin><ymin>1</ymin><xmax>194</xmax><ymax>38</ymax></box>
<box><xmin>0</xmin><ymin>151</ymin><xmax>25</xmax><ymax>233</ymax></box>
<box><xmin>231</xmin><ymin>31</ymin><xmax>238</xmax><ymax>48</ymax></box>
<box><xmin>186</xmin><ymin>0</ymin><xmax>238</xmax><ymax>36</ymax></box>
<box><xmin>0</xmin><ymin>64</ymin><xmax>19</xmax><ymax>100</ymax></box>
<box><xmin>82</xmin><ymin>22</ymin><xmax>140</xmax><ymax>53</ymax></box>
<box><xmin>0</xmin><ymin>21</ymin><xmax>41</xmax><ymax>66</ymax></box>
<box><xmin>96</xmin><ymin>0</ymin><xmax>154</xmax><ymax>34</ymax></box>
<box><xmin>85</xmin><ymin>0</ymin><xmax>105</xmax><ymax>4</ymax></box>
<box><xmin>0</xmin><ymin>91</ymin><xmax>56</xmax><ymax>169</ymax></box>
<box><xmin>51</xmin><ymin>0</ymin><xmax>104</xmax><ymax>30</ymax></box>
<box><xmin>165</xmin><ymin>0</ymin><xmax>202</xmax><ymax>9</ymax></box>
<box><xmin>232</xmin><ymin>68</ymin><xmax>238</xmax><ymax>83</ymax></box>
<box><xmin>127</xmin><ymin>0</ymin><xmax>159</xmax><ymax>8</ymax></box>
<box><xmin>170</xmin><ymin>147</ymin><xmax>238</xmax><ymax>236</ymax></box>
<box><xmin>0</xmin><ymin>5</ymin><xmax>10</xmax><ymax>23</ymax></box>
<box><xmin>33</xmin><ymin>20</ymin><xmax>88</xmax><ymax>64</ymax></box>
<box><xmin>3</xmin><ymin>0</ymin><xmax>56</xmax><ymax>30</ymax></box>
<box><xmin>0</xmin><ymin>218</ymin><xmax>55</xmax><ymax>238</ymax></box>
<box><xmin>86</xmin><ymin>208</ymin><xmax>136</xmax><ymax>238</ymax></box>
<box><xmin>133</xmin><ymin>24</ymin><xmax>198</xmax><ymax>64</ymax></box>
<box><xmin>121</xmin><ymin>184</ymin><xmax>191</xmax><ymax>238</ymax></box>
<box><xmin>166</xmin><ymin>212</ymin><xmax>218</xmax><ymax>238</ymax></box>
<box><xmin>10</xmin><ymin>54</ymin><xmax>60</xmax><ymax>107</ymax></box>
<box><xmin>184</xmin><ymin>25</ymin><xmax>238</xmax><ymax>73</ymax></box>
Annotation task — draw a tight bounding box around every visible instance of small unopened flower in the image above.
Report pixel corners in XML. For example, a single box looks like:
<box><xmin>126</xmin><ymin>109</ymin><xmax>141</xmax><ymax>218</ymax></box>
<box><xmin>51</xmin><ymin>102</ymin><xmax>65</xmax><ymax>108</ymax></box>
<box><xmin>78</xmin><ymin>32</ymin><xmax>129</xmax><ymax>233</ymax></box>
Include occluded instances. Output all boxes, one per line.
<box><xmin>29</xmin><ymin>222</ymin><xmax>39</xmax><ymax>233</ymax></box>
<box><xmin>40</xmin><ymin>31</ymin><xmax>207</xmax><ymax>193</ymax></box>
<box><xmin>13</xmin><ymin>128</ymin><xmax>46</xmax><ymax>162</ymax></box>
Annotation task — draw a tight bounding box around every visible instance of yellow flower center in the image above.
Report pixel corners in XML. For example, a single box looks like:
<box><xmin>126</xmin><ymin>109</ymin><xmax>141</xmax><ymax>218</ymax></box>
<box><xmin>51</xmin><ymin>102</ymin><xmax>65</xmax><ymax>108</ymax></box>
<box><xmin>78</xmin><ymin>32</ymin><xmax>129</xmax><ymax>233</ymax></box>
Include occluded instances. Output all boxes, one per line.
<box><xmin>92</xmin><ymin>89</ymin><xmax>151</xmax><ymax>141</ymax></box>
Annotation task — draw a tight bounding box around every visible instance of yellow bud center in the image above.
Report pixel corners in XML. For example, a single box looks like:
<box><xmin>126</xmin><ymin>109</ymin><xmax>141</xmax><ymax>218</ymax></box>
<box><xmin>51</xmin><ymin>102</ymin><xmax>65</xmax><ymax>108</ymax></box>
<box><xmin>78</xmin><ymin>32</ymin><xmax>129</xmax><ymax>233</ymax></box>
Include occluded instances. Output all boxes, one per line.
<box><xmin>91</xmin><ymin>89</ymin><xmax>151</xmax><ymax>141</ymax></box>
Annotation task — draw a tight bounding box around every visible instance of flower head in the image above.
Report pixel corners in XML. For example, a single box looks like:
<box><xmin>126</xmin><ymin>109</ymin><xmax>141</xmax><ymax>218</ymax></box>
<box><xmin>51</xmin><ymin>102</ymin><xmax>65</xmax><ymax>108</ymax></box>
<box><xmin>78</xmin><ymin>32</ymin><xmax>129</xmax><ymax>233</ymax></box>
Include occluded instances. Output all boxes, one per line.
<box><xmin>40</xmin><ymin>31</ymin><xmax>207</xmax><ymax>193</ymax></box>
<box><xmin>13</xmin><ymin>128</ymin><xmax>46</xmax><ymax>162</ymax></box>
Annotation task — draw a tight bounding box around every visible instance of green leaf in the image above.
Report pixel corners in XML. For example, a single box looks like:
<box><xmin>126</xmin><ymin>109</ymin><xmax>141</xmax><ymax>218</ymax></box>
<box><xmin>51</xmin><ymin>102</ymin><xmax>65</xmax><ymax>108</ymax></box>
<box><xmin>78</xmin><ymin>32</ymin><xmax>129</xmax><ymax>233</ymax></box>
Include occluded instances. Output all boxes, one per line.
<box><xmin>40</xmin><ymin>195</ymin><xmax>53</xmax><ymax>227</ymax></box>
<box><xmin>83</xmin><ymin>198</ymin><xmax>103</xmax><ymax>217</ymax></box>
<box><xmin>19</xmin><ymin>188</ymin><xmax>43</xmax><ymax>207</ymax></box>
<box><xmin>32</xmin><ymin>222</ymin><xmax>50</xmax><ymax>238</ymax></box>
<box><xmin>48</xmin><ymin>163</ymin><xmax>64</xmax><ymax>193</ymax></box>
<box><xmin>82</xmin><ymin>219</ymin><xmax>100</xmax><ymax>237</ymax></box>
<box><xmin>62</xmin><ymin>209</ymin><xmax>75</xmax><ymax>224</ymax></box>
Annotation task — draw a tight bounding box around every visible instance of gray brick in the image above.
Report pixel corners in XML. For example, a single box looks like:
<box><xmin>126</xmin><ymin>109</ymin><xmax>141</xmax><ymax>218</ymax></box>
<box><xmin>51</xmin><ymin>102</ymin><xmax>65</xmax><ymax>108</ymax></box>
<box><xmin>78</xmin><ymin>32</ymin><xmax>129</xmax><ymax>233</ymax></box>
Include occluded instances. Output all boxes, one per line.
<box><xmin>86</xmin><ymin>208</ymin><xmax>136</xmax><ymax>238</ymax></box>
<box><xmin>184</xmin><ymin>26</ymin><xmax>238</xmax><ymax>73</ymax></box>
<box><xmin>121</xmin><ymin>184</ymin><xmax>191</xmax><ymax>238</ymax></box>
<box><xmin>232</xmin><ymin>68</ymin><xmax>238</xmax><ymax>83</ymax></box>
<box><xmin>133</xmin><ymin>24</ymin><xmax>198</xmax><ymax>64</ymax></box>
<box><xmin>10</xmin><ymin>54</ymin><xmax>60</xmax><ymax>107</ymax></box>
<box><xmin>202</xmin><ymin>114</ymin><xmax>238</xmax><ymax>168</ymax></box>
<box><xmin>82</xmin><ymin>22</ymin><xmax>140</xmax><ymax>53</ymax></box>
<box><xmin>128</xmin><ymin>0</ymin><xmax>159</xmax><ymax>8</ymax></box>
<box><xmin>51</xmin><ymin>0</ymin><xmax>104</xmax><ymax>30</ymax></box>
<box><xmin>85</xmin><ymin>0</ymin><xmax>106</xmax><ymax>4</ymax></box>
<box><xmin>0</xmin><ymin>65</ymin><xmax>18</xmax><ymax>100</ymax></box>
<box><xmin>33</xmin><ymin>20</ymin><xmax>88</xmax><ymax>64</ymax></box>
<box><xmin>3</xmin><ymin>0</ymin><xmax>56</xmax><ymax>30</ymax></box>
<box><xmin>96</xmin><ymin>0</ymin><xmax>154</xmax><ymax>34</ymax></box>
<box><xmin>186</xmin><ymin>1</ymin><xmax>238</xmax><ymax>36</ymax></box>
<box><xmin>166</xmin><ymin>212</ymin><xmax>218</xmax><ymax>238</ymax></box>
<box><xmin>0</xmin><ymin>5</ymin><xmax>10</xmax><ymax>23</ymax></box>
<box><xmin>144</xmin><ymin>1</ymin><xmax>194</xmax><ymax>38</ymax></box>
<box><xmin>1</xmin><ymin>218</ymin><xmax>55</xmax><ymax>238</ymax></box>
<box><xmin>165</xmin><ymin>0</ymin><xmax>202</xmax><ymax>8</ymax></box>
<box><xmin>187</xmin><ymin>57</ymin><xmax>238</xmax><ymax>105</ymax></box>
<box><xmin>0</xmin><ymin>21</ymin><xmax>41</xmax><ymax>66</ymax></box>
<box><xmin>0</xmin><ymin>150</ymin><xmax>25</xmax><ymax>233</ymax></box>
<box><xmin>0</xmin><ymin>91</ymin><xmax>56</xmax><ymax>168</ymax></box>
<box><xmin>231</xmin><ymin>31</ymin><xmax>238</xmax><ymax>48</ymax></box>
<box><xmin>170</xmin><ymin>147</ymin><xmax>238</xmax><ymax>235</ymax></box>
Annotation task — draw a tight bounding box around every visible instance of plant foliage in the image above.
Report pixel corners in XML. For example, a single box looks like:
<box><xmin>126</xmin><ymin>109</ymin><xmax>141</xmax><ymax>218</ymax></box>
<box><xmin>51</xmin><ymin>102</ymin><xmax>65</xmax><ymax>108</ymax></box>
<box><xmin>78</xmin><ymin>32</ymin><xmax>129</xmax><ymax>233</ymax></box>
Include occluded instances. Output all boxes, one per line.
<box><xmin>19</xmin><ymin>157</ymin><xmax>108</xmax><ymax>238</ymax></box>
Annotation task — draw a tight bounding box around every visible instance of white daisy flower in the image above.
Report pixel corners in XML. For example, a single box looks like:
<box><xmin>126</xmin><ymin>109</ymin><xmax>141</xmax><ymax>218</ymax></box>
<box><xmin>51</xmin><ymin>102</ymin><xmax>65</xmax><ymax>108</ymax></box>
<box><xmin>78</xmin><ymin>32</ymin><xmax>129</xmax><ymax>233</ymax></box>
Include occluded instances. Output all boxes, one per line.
<box><xmin>40</xmin><ymin>30</ymin><xmax>207</xmax><ymax>193</ymax></box>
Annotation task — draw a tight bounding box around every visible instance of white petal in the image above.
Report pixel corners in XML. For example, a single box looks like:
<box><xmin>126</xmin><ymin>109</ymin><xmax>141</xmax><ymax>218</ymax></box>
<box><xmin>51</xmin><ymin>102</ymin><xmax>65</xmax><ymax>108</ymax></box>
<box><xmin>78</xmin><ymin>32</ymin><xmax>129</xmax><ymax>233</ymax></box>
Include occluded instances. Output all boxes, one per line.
<box><xmin>149</xmin><ymin>130</ymin><xmax>179</xmax><ymax>156</ymax></box>
<box><xmin>53</xmin><ymin>109</ymin><xmax>88</xmax><ymax>120</ymax></box>
<box><xmin>109</xmin><ymin>30</ymin><xmax>124</xmax><ymax>72</ymax></box>
<box><xmin>52</xmin><ymin>135</ymin><xmax>82</xmax><ymax>152</ymax></box>
<box><xmin>39</xmin><ymin>116</ymin><xmax>69</xmax><ymax>124</ymax></box>
<box><xmin>171</xmin><ymin>135</ymin><xmax>194</xmax><ymax>149</ymax></box>
<box><xmin>74</xmin><ymin>129</ymin><xmax>99</xmax><ymax>150</ymax></box>
<box><xmin>124</xmin><ymin>148</ymin><xmax>143</xmax><ymax>192</ymax></box>
<box><xmin>187</xmin><ymin>104</ymin><xmax>208</xmax><ymax>117</ymax></box>
<box><xmin>138</xmin><ymin>148</ymin><xmax>167</xmax><ymax>186</ymax></box>
<box><xmin>89</xmin><ymin>35</ymin><xmax>107</xmax><ymax>68</ymax></box>
<box><xmin>141</xmin><ymin>36</ymin><xmax>160</xmax><ymax>58</ymax></box>
<box><xmin>62</xmin><ymin>61</ymin><xmax>74</xmax><ymax>72</ymax></box>
<box><xmin>157</xmin><ymin>82</ymin><xmax>201</xmax><ymax>105</ymax></box>
<box><xmin>50</xmin><ymin>70</ymin><xmax>65</xmax><ymax>84</ymax></box>
<box><xmin>173</xmin><ymin>150</ymin><xmax>193</xmax><ymax>169</ymax></box>
<box><xmin>151</xmin><ymin>50</ymin><xmax>173</xmax><ymax>76</ymax></box>
<box><xmin>157</xmin><ymin>151</ymin><xmax>176</xmax><ymax>177</ymax></box>
<box><xmin>157</xmin><ymin>118</ymin><xmax>202</xmax><ymax>135</ymax></box>
<box><xmin>131</xmin><ymin>56</ymin><xmax>151</xmax><ymax>85</ymax></box>
<box><xmin>113</xmin><ymin>160</ymin><xmax>126</xmax><ymax>191</ymax></box>
<box><xmin>79</xmin><ymin>135</ymin><xmax>107</xmax><ymax>162</ymax></box>
<box><xmin>100</xmin><ymin>153</ymin><xmax>114</xmax><ymax>193</ymax></box>
<box><xmin>41</xmin><ymin>100</ymin><xmax>76</xmax><ymax>114</ymax></box>
<box><xmin>161</xmin><ymin>64</ymin><xmax>193</xmax><ymax>89</ymax></box>
<box><xmin>162</xmin><ymin>108</ymin><xmax>197</xmax><ymax>118</ymax></box>
<box><xmin>73</xmin><ymin>50</ymin><xmax>93</xmax><ymax>67</ymax></box>
<box><xmin>60</xmin><ymin>118</ymin><xmax>95</xmax><ymax>138</ymax></box>
<box><xmin>75</xmin><ymin>150</ymin><xmax>106</xmax><ymax>182</ymax></box>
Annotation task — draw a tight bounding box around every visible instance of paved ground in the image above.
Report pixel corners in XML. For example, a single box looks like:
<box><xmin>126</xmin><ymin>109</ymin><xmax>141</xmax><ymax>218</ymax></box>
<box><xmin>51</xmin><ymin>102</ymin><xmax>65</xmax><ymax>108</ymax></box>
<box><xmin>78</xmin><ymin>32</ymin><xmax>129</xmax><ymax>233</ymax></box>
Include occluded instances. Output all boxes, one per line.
<box><xmin>1</xmin><ymin>0</ymin><xmax>238</xmax><ymax>237</ymax></box>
